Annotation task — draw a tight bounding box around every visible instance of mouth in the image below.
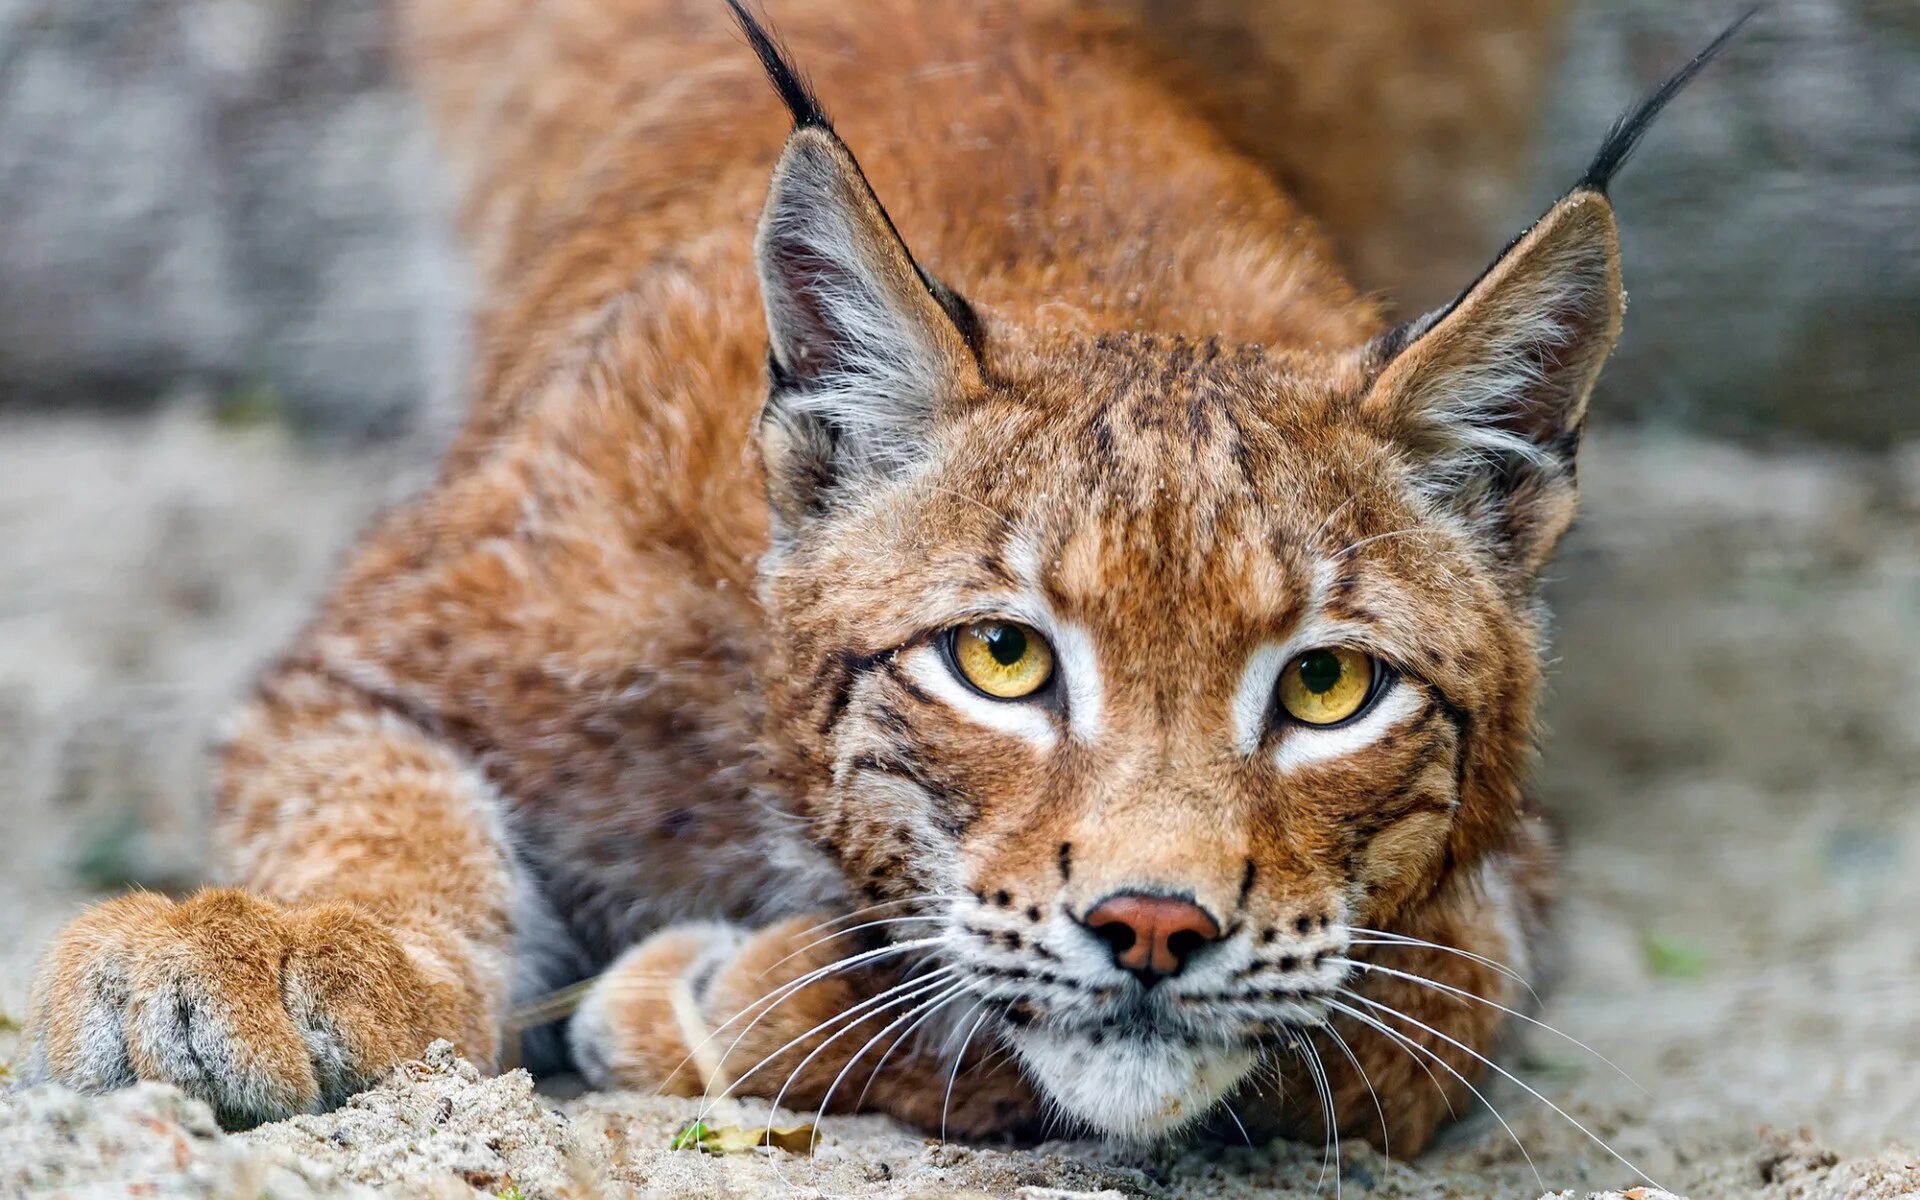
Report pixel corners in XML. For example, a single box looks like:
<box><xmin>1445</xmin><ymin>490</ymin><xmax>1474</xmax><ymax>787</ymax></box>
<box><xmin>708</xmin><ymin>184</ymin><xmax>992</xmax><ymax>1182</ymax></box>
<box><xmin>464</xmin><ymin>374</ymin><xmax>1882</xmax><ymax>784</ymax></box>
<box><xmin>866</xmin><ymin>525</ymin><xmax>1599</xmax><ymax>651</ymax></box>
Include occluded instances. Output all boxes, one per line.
<box><xmin>937</xmin><ymin>893</ymin><xmax>1352</xmax><ymax>1138</ymax></box>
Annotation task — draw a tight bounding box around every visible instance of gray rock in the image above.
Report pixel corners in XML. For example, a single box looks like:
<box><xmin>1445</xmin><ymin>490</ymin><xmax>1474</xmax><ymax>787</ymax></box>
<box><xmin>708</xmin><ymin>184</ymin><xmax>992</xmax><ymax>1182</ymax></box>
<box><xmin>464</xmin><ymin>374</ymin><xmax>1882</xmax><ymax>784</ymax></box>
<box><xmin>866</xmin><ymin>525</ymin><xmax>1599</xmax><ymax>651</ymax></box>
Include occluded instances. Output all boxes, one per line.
<box><xmin>0</xmin><ymin>1041</ymin><xmax>601</xmax><ymax>1198</ymax></box>
<box><xmin>0</xmin><ymin>0</ymin><xmax>467</xmax><ymax>434</ymax></box>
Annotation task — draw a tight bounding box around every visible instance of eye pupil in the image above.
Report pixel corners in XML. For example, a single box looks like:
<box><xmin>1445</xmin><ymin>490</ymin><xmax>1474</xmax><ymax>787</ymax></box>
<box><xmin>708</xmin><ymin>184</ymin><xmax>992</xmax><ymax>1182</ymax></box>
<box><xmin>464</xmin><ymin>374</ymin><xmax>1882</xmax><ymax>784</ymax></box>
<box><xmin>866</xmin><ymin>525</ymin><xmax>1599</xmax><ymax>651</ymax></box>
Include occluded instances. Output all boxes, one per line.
<box><xmin>985</xmin><ymin>623</ymin><xmax>1027</xmax><ymax>666</ymax></box>
<box><xmin>1298</xmin><ymin>650</ymin><xmax>1343</xmax><ymax>694</ymax></box>
<box><xmin>951</xmin><ymin>621</ymin><xmax>1054</xmax><ymax>700</ymax></box>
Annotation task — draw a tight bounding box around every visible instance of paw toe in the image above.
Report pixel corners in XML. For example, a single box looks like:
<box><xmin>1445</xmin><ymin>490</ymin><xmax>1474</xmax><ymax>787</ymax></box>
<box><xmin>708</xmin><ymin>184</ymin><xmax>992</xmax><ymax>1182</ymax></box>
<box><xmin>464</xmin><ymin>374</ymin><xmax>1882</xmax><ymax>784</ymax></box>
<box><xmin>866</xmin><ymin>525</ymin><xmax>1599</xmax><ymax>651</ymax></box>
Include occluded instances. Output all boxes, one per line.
<box><xmin>25</xmin><ymin>890</ymin><xmax>324</xmax><ymax>1126</ymax></box>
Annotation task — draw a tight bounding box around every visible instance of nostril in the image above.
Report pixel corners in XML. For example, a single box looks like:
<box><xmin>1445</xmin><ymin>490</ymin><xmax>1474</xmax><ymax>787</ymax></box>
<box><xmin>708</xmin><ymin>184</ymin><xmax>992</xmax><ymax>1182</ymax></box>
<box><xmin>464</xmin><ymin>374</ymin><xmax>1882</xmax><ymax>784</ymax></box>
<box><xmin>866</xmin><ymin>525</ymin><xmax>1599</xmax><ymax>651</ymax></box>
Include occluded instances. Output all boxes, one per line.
<box><xmin>1091</xmin><ymin>918</ymin><xmax>1137</xmax><ymax>956</ymax></box>
<box><xmin>1165</xmin><ymin>928</ymin><xmax>1207</xmax><ymax>965</ymax></box>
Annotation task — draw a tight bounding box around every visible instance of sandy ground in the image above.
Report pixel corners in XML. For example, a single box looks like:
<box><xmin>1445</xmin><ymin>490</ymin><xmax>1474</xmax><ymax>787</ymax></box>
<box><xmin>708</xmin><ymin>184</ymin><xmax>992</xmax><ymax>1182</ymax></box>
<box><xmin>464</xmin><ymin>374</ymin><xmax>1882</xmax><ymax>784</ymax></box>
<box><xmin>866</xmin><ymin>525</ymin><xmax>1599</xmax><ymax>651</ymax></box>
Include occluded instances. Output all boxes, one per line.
<box><xmin>1</xmin><ymin>402</ymin><xmax>1916</xmax><ymax>1198</ymax></box>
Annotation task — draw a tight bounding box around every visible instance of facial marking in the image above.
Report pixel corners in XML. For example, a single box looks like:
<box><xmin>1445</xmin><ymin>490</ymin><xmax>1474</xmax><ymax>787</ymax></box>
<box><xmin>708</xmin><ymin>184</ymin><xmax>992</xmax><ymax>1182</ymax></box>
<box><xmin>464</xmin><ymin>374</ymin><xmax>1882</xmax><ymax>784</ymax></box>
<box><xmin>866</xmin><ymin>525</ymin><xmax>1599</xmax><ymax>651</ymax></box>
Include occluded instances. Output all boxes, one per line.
<box><xmin>1050</xmin><ymin>618</ymin><xmax>1104</xmax><ymax>744</ymax></box>
<box><xmin>1231</xmin><ymin>643</ymin><xmax>1290</xmax><ymax>755</ymax></box>
<box><xmin>1273</xmin><ymin>683</ymin><xmax>1422</xmax><ymax>772</ymax></box>
<box><xmin>942</xmin><ymin>526</ymin><xmax>1105</xmax><ymax>744</ymax></box>
<box><xmin>1228</xmin><ymin>553</ymin><xmax>1426</xmax><ymax>767</ymax></box>
<box><xmin>902</xmin><ymin>643</ymin><xmax>1057</xmax><ymax>749</ymax></box>
<box><xmin>1355</xmin><ymin>808</ymin><xmax>1451</xmax><ymax>895</ymax></box>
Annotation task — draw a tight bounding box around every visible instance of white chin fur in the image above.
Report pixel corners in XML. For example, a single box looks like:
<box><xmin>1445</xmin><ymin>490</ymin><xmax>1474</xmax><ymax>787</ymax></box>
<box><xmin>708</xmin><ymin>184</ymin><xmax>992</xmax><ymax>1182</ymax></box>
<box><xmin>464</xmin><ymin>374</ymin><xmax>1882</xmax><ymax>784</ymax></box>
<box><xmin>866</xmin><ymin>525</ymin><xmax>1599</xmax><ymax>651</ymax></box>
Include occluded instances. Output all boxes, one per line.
<box><xmin>1011</xmin><ymin>1027</ymin><xmax>1256</xmax><ymax>1139</ymax></box>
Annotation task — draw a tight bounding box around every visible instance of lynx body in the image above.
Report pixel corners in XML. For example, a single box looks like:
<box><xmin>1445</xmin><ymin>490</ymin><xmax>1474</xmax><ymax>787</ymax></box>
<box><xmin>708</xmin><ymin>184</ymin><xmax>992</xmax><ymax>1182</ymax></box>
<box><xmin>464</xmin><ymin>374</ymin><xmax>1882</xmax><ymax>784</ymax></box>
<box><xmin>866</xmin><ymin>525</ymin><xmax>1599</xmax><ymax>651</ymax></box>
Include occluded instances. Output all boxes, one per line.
<box><xmin>24</xmin><ymin>0</ymin><xmax>1738</xmax><ymax>1150</ymax></box>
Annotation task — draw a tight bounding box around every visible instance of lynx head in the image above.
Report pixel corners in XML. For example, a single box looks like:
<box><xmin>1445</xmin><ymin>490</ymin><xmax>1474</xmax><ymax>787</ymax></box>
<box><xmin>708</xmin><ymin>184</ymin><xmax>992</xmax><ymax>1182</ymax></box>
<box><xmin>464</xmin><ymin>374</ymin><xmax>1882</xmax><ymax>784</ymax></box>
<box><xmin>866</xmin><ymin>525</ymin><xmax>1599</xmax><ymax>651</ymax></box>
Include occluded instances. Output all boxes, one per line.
<box><xmin>732</xmin><ymin>1</ymin><xmax>1742</xmax><ymax>1138</ymax></box>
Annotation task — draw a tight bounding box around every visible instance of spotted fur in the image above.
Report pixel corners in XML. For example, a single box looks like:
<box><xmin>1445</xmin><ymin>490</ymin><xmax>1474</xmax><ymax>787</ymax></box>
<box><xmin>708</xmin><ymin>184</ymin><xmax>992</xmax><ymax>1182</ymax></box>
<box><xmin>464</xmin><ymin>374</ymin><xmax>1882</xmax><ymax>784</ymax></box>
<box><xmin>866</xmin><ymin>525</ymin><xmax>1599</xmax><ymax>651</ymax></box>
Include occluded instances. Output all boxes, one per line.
<box><xmin>22</xmin><ymin>0</ymin><xmax>1738</xmax><ymax>1150</ymax></box>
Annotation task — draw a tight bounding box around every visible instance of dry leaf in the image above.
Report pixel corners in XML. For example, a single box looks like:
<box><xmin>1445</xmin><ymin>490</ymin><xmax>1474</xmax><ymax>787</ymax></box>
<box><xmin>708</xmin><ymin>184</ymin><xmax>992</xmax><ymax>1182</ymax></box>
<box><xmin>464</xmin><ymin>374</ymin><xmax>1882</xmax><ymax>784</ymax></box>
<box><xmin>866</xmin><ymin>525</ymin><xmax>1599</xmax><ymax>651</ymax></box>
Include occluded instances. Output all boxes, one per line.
<box><xmin>669</xmin><ymin>1120</ymin><xmax>818</xmax><ymax>1155</ymax></box>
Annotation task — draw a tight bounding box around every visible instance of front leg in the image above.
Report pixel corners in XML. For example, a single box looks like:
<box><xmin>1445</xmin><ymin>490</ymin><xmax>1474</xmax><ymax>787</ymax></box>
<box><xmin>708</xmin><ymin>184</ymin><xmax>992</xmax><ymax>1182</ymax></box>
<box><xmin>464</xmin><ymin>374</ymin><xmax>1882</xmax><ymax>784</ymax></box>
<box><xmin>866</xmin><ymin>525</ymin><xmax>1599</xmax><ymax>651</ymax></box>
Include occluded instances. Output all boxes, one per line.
<box><xmin>23</xmin><ymin>668</ymin><xmax>518</xmax><ymax>1126</ymax></box>
<box><xmin>571</xmin><ymin>915</ymin><xmax>1039</xmax><ymax>1138</ymax></box>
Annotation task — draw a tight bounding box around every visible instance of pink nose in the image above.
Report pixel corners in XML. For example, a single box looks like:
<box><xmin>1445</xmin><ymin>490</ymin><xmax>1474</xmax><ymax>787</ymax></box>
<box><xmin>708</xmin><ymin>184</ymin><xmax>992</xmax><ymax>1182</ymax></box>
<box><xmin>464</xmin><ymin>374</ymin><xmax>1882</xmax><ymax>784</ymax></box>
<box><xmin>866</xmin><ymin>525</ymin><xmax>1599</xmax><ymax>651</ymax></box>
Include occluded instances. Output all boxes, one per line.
<box><xmin>1084</xmin><ymin>893</ymin><xmax>1221</xmax><ymax>981</ymax></box>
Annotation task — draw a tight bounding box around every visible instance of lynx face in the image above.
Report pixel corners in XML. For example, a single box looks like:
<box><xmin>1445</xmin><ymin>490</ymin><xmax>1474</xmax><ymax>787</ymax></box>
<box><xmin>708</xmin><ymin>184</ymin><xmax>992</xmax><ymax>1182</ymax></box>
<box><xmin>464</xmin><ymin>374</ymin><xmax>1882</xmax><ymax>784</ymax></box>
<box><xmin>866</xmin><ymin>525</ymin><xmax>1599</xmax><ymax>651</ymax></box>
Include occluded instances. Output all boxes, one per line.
<box><xmin>742</xmin><ymin>36</ymin><xmax>1621</xmax><ymax>1138</ymax></box>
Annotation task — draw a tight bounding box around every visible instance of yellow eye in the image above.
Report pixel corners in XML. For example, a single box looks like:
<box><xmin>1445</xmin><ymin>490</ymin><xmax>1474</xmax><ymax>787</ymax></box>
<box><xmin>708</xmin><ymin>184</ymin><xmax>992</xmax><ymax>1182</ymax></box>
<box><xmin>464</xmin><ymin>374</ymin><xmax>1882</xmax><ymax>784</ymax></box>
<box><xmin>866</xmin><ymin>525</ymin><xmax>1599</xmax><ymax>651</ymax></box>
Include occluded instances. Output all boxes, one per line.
<box><xmin>951</xmin><ymin>621</ymin><xmax>1055</xmax><ymax>699</ymax></box>
<box><xmin>1277</xmin><ymin>647</ymin><xmax>1377</xmax><ymax>726</ymax></box>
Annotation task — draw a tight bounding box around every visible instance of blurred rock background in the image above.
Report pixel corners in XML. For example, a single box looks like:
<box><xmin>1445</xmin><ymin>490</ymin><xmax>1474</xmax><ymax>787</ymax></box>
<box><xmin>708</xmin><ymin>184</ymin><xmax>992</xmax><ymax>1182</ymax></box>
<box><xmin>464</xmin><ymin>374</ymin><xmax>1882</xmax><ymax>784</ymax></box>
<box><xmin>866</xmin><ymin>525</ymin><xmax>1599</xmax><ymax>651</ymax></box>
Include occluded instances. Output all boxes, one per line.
<box><xmin>1539</xmin><ymin>0</ymin><xmax>1920</xmax><ymax>443</ymax></box>
<box><xmin>0</xmin><ymin>0</ymin><xmax>1913</xmax><ymax>440</ymax></box>
<box><xmin>0</xmin><ymin>0</ymin><xmax>467</xmax><ymax>434</ymax></box>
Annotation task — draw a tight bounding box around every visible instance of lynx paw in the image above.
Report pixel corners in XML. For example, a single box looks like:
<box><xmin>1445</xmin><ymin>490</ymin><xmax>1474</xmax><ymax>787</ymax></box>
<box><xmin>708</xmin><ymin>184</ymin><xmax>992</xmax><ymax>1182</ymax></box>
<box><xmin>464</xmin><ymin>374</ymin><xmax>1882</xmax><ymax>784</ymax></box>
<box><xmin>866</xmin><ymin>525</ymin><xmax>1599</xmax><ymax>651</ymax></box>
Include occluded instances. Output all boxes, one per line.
<box><xmin>569</xmin><ymin>916</ymin><xmax>1040</xmax><ymax>1138</ymax></box>
<box><xmin>24</xmin><ymin>889</ymin><xmax>450</xmax><ymax>1127</ymax></box>
<box><xmin>569</xmin><ymin>921</ymin><xmax>747</xmax><ymax>1092</ymax></box>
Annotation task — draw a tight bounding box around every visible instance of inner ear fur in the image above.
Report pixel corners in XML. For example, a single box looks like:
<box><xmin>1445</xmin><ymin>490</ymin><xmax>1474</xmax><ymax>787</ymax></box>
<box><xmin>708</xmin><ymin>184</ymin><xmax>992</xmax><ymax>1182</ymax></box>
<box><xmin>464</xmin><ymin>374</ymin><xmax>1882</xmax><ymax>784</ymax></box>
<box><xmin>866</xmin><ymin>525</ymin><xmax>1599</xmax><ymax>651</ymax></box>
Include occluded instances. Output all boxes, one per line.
<box><xmin>756</xmin><ymin>127</ymin><xmax>979</xmax><ymax>392</ymax></box>
<box><xmin>753</xmin><ymin>127</ymin><xmax>982</xmax><ymax>534</ymax></box>
<box><xmin>1364</xmin><ymin>190</ymin><xmax>1624</xmax><ymax>576</ymax></box>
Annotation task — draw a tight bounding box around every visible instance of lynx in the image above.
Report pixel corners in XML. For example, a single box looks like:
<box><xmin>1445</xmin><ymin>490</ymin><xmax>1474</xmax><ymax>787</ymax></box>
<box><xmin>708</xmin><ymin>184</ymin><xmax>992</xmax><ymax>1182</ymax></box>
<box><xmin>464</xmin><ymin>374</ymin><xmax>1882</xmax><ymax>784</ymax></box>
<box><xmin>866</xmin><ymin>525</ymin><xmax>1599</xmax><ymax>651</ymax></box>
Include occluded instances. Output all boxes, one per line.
<box><xmin>25</xmin><ymin>0</ymin><xmax>1741</xmax><ymax>1152</ymax></box>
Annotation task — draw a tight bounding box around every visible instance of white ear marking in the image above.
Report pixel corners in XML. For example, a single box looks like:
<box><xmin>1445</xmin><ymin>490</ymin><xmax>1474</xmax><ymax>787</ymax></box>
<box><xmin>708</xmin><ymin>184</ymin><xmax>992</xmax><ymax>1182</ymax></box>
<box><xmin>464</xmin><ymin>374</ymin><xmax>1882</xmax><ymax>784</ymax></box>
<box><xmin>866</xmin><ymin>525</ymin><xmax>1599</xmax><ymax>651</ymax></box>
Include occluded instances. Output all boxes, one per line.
<box><xmin>1369</xmin><ymin>191</ymin><xmax>1621</xmax><ymax>546</ymax></box>
<box><xmin>1395</xmin><ymin>233</ymin><xmax>1613</xmax><ymax>500</ymax></box>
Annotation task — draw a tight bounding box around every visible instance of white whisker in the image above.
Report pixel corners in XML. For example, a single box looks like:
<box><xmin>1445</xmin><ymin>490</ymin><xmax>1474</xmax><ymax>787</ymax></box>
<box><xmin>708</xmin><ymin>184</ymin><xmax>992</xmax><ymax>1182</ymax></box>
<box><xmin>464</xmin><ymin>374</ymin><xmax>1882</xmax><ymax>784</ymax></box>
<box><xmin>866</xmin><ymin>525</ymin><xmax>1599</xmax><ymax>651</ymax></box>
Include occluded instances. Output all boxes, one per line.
<box><xmin>853</xmin><ymin>978</ymin><xmax>973</xmax><ymax>1112</ymax></box>
<box><xmin>1342</xmin><ymin>990</ymin><xmax>1660</xmax><ymax>1189</ymax></box>
<box><xmin>1221</xmin><ymin>1097</ymin><xmax>1256</xmax><ymax>1148</ymax></box>
<box><xmin>761</xmin><ymin>915</ymin><xmax>948</xmax><ymax>976</ymax></box>
<box><xmin>781</xmin><ymin>898</ymin><xmax>936</xmax><ymax>946</ymax></box>
<box><xmin>1325</xmin><ymin>995</ymin><xmax>1542</xmax><ymax>1193</ymax></box>
<box><xmin>940</xmin><ymin>993</ymin><xmax>1000</xmax><ymax>1143</ymax></box>
<box><xmin>1322</xmin><ymin>1021</ymin><xmax>1390</xmax><ymax>1158</ymax></box>
<box><xmin>1347</xmin><ymin>926</ymin><xmax>1539</xmax><ymax>1000</ymax></box>
<box><xmin>1297</xmin><ymin>1036</ymin><xmax>1339</xmax><ymax>1198</ymax></box>
<box><xmin>1336</xmin><ymin>958</ymin><xmax>1646</xmax><ymax>1096</ymax></box>
<box><xmin>758</xmin><ymin>971</ymin><xmax>962</xmax><ymax>1144</ymax></box>
<box><xmin>808</xmin><ymin>978</ymin><xmax>971</xmax><ymax>1146</ymax></box>
<box><xmin>678</xmin><ymin>936</ymin><xmax>944</xmax><ymax>1110</ymax></box>
<box><xmin>714</xmin><ymin>968</ymin><xmax>957</xmax><ymax>1120</ymax></box>
<box><xmin>1331</xmin><ymin>527</ymin><xmax>1432</xmax><ymax>560</ymax></box>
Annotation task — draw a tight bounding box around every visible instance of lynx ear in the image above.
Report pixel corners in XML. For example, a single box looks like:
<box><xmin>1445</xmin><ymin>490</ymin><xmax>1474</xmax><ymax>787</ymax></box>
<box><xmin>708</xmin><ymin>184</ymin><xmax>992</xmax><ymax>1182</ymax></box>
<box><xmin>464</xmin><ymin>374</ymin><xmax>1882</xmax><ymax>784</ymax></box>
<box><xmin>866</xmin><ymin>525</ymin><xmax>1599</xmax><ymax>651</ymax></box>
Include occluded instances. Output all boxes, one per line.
<box><xmin>1364</xmin><ymin>190</ymin><xmax>1621</xmax><ymax>575</ymax></box>
<box><xmin>754</xmin><ymin>128</ymin><xmax>981</xmax><ymax>522</ymax></box>
<box><xmin>728</xmin><ymin>0</ymin><xmax>981</xmax><ymax>534</ymax></box>
<box><xmin>1366</xmin><ymin>9</ymin><xmax>1750</xmax><ymax>576</ymax></box>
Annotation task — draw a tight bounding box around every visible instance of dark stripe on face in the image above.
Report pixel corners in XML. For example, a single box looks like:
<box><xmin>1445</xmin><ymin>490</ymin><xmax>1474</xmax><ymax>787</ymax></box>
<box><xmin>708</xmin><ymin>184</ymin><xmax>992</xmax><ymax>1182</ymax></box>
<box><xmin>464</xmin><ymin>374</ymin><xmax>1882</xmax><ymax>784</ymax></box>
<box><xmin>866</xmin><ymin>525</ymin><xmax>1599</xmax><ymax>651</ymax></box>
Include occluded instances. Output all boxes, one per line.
<box><xmin>880</xmin><ymin>658</ymin><xmax>936</xmax><ymax>707</ymax></box>
<box><xmin>848</xmin><ymin>750</ymin><xmax>978</xmax><ymax>837</ymax></box>
<box><xmin>1216</xmin><ymin>402</ymin><xmax>1258</xmax><ymax>487</ymax></box>
<box><xmin>1084</xmin><ymin>403</ymin><xmax>1118</xmax><ymax>470</ymax></box>
<box><xmin>1426</xmin><ymin>682</ymin><xmax>1475</xmax><ymax>800</ymax></box>
<box><xmin>1356</xmin><ymin>783</ymin><xmax>1459</xmax><ymax>845</ymax></box>
<box><xmin>1340</xmin><ymin>706</ymin><xmax>1457</xmax><ymax>844</ymax></box>
<box><xmin>976</xmin><ymin>549</ymin><xmax>1014</xmax><ymax>587</ymax></box>
<box><xmin>816</xmin><ymin>647</ymin><xmax>893</xmax><ymax>735</ymax></box>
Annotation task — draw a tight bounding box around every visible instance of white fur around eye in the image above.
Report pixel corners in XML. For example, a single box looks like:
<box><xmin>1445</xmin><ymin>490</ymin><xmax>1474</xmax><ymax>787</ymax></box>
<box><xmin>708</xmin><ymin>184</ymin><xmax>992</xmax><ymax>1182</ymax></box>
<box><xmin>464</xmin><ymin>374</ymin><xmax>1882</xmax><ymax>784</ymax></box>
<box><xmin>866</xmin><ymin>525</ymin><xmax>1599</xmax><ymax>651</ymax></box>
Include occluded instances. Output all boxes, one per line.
<box><xmin>1230</xmin><ymin>644</ymin><xmax>1291</xmax><ymax>756</ymax></box>
<box><xmin>1232</xmin><ymin>622</ymin><xmax>1424</xmax><ymax>767</ymax></box>
<box><xmin>1272</xmin><ymin>681</ymin><xmax>1422</xmax><ymax>772</ymax></box>
<box><xmin>902</xmin><ymin>643</ymin><xmax>1058</xmax><ymax>750</ymax></box>
<box><xmin>1049</xmin><ymin>619</ymin><xmax>1103</xmax><ymax>744</ymax></box>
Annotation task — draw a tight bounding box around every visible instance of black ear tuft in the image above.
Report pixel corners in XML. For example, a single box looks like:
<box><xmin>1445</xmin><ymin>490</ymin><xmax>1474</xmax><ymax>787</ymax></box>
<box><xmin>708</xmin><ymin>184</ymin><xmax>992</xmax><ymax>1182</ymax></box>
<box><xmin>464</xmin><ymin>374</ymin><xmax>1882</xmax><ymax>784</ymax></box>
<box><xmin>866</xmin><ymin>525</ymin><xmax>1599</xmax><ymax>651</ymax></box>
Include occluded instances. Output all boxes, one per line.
<box><xmin>1395</xmin><ymin>8</ymin><xmax>1755</xmax><ymax>363</ymax></box>
<box><xmin>724</xmin><ymin>0</ymin><xmax>832</xmax><ymax>131</ymax></box>
<box><xmin>1576</xmin><ymin>7</ymin><xmax>1757</xmax><ymax>194</ymax></box>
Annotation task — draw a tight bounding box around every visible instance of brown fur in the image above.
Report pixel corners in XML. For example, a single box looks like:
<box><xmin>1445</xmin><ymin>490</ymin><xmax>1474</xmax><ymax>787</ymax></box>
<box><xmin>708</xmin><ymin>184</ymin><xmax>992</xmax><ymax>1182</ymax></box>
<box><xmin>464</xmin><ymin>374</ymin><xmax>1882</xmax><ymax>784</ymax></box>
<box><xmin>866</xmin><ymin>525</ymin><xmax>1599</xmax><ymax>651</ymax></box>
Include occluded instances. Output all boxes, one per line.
<box><xmin>24</xmin><ymin>0</ymin><xmax>1656</xmax><ymax>1154</ymax></box>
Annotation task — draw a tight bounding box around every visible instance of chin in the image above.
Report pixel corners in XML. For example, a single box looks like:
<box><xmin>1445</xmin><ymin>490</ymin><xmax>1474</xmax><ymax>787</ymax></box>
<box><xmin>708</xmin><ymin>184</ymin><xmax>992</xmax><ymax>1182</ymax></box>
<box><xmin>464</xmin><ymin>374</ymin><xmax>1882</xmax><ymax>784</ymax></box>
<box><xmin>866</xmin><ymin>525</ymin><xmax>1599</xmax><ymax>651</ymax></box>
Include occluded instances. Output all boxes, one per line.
<box><xmin>1010</xmin><ymin>1025</ymin><xmax>1258</xmax><ymax>1140</ymax></box>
